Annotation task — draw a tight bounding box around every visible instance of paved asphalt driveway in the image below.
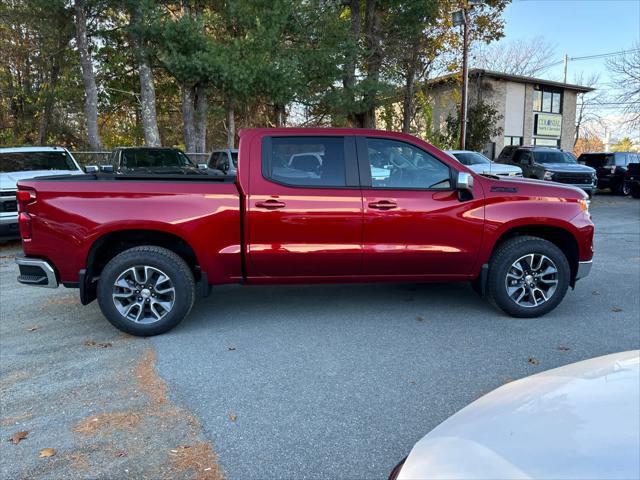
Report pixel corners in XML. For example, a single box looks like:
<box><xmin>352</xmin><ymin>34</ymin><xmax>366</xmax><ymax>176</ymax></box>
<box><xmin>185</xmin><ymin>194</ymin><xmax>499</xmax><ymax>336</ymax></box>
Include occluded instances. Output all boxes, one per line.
<box><xmin>150</xmin><ymin>195</ymin><xmax>640</xmax><ymax>479</ymax></box>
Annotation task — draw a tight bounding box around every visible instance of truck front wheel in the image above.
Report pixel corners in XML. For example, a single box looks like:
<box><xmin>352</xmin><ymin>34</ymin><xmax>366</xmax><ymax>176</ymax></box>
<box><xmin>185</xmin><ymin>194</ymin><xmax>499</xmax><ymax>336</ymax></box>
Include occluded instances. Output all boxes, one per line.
<box><xmin>97</xmin><ymin>246</ymin><xmax>196</xmax><ymax>336</ymax></box>
<box><xmin>487</xmin><ymin>236</ymin><xmax>570</xmax><ymax>318</ymax></box>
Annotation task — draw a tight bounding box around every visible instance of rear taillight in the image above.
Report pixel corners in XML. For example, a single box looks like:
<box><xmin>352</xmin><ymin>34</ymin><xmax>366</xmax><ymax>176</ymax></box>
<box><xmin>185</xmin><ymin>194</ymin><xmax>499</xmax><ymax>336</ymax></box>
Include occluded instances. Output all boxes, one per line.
<box><xmin>19</xmin><ymin>212</ymin><xmax>32</xmax><ymax>239</ymax></box>
<box><xmin>16</xmin><ymin>189</ymin><xmax>36</xmax><ymax>240</ymax></box>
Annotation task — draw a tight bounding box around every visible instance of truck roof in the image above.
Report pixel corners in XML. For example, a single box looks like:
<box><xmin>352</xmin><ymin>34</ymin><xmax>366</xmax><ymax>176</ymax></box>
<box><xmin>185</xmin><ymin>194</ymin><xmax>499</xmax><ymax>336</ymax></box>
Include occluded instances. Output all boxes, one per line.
<box><xmin>0</xmin><ymin>146</ymin><xmax>70</xmax><ymax>153</ymax></box>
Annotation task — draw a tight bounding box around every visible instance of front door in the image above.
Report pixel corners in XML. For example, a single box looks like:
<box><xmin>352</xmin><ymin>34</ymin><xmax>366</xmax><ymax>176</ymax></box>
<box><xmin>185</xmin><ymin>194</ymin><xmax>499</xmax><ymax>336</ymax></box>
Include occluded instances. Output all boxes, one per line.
<box><xmin>358</xmin><ymin>137</ymin><xmax>485</xmax><ymax>277</ymax></box>
<box><xmin>247</xmin><ymin>135</ymin><xmax>363</xmax><ymax>278</ymax></box>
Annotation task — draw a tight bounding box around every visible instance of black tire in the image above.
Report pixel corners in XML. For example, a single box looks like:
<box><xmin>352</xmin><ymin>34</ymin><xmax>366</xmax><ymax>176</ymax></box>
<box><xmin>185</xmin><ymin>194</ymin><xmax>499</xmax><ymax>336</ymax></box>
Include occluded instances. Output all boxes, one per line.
<box><xmin>97</xmin><ymin>246</ymin><xmax>195</xmax><ymax>336</ymax></box>
<box><xmin>613</xmin><ymin>180</ymin><xmax>630</xmax><ymax>196</ymax></box>
<box><xmin>487</xmin><ymin>236</ymin><xmax>570</xmax><ymax>318</ymax></box>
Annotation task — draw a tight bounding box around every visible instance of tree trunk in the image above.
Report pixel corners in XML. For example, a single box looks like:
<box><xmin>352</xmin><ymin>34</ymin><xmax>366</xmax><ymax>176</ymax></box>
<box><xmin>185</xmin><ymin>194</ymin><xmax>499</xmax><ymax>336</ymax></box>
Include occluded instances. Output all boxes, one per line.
<box><xmin>343</xmin><ymin>0</ymin><xmax>361</xmax><ymax>127</ymax></box>
<box><xmin>402</xmin><ymin>45</ymin><xmax>419</xmax><ymax>133</ymax></box>
<box><xmin>74</xmin><ymin>0</ymin><xmax>102</xmax><ymax>150</ymax></box>
<box><xmin>181</xmin><ymin>84</ymin><xmax>196</xmax><ymax>152</ymax></box>
<box><xmin>362</xmin><ymin>0</ymin><xmax>383</xmax><ymax>129</ymax></box>
<box><xmin>194</xmin><ymin>85</ymin><xmax>207</xmax><ymax>153</ymax></box>
<box><xmin>226</xmin><ymin>102</ymin><xmax>235</xmax><ymax>148</ymax></box>
<box><xmin>131</xmin><ymin>5</ymin><xmax>161</xmax><ymax>148</ymax></box>
<box><xmin>274</xmin><ymin>104</ymin><xmax>286</xmax><ymax>127</ymax></box>
<box><xmin>38</xmin><ymin>58</ymin><xmax>61</xmax><ymax>144</ymax></box>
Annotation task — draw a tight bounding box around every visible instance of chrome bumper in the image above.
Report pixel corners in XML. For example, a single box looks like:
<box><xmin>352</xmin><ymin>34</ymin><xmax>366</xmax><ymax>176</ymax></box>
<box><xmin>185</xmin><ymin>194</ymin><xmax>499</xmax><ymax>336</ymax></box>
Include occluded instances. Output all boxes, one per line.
<box><xmin>15</xmin><ymin>255</ymin><xmax>59</xmax><ymax>288</ymax></box>
<box><xmin>575</xmin><ymin>260</ymin><xmax>592</xmax><ymax>280</ymax></box>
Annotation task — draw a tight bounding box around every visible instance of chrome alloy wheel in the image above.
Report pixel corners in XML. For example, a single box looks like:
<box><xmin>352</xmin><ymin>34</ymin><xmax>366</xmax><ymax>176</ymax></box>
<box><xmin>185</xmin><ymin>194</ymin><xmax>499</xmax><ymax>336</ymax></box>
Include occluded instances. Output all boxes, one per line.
<box><xmin>505</xmin><ymin>253</ymin><xmax>559</xmax><ymax>308</ymax></box>
<box><xmin>111</xmin><ymin>265</ymin><xmax>175</xmax><ymax>324</ymax></box>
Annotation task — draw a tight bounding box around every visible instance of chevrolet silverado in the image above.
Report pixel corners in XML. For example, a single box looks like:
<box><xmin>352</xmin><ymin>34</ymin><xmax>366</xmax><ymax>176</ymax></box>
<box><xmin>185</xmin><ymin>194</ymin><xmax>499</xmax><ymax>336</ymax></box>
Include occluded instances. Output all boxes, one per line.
<box><xmin>15</xmin><ymin>129</ymin><xmax>594</xmax><ymax>336</ymax></box>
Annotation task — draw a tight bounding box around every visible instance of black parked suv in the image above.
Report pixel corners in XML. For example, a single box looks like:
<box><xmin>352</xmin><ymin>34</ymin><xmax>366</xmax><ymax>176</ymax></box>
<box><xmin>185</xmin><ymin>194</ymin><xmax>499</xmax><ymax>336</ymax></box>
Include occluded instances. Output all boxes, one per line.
<box><xmin>624</xmin><ymin>162</ymin><xmax>640</xmax><ymax>198</ymax></box>
<box><xmin>108</xmin><ymin>147</ymin><xmax>210</xmax><ymax>175</ymax></box>
<box><xmin>497</xmin><ymin>146</ymin><xmax>597</xmax><ymax>197</ymax></box>
<box><xmin>577</xmin><ymin>152</ymin><xmax>640</xmax><ymax>196</ymax></box>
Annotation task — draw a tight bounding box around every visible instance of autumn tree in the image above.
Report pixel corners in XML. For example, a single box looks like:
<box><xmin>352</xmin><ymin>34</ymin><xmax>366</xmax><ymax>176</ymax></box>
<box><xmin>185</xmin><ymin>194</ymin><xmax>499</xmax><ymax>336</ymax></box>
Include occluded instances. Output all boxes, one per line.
<box><xmin>472</xmin><ymin>36</ymin><xmax>557</xmax><ymax>76</ymax></box>
<box><xmin>612</xmin><ymin>137</ymin><xmax>634</xmax><ymax>152</ymax></box>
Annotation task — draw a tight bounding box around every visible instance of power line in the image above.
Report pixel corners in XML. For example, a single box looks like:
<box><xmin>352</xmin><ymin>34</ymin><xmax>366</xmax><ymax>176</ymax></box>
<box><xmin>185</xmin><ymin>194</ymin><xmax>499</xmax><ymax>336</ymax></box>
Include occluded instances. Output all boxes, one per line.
<box><xmin>541</xmin><ymin>48</ymin><xmax>640</xmax><ymax>70</ymax></box>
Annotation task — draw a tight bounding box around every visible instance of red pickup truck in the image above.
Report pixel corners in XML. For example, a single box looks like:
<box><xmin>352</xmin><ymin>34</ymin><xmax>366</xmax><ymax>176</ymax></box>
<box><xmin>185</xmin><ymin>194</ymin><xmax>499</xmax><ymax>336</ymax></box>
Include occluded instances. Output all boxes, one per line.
<box><xmin>15</xmin><ymin>129</ymin><xmax>594</xmax><ymax>336</ymax></box>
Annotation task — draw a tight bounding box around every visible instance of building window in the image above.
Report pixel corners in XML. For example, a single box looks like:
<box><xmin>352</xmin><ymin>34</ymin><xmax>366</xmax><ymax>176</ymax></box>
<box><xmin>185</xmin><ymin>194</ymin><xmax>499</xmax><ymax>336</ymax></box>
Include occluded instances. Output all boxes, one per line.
<box><xmin>504</xmin><ymin>136</ymin><xmax>523</xmax><ymax>146</ymax></box>
<box><xmin>533</xmin><ymin>87</ymin><xmax>562</xmax><ymax>114</ymax></box>
<box><xmin>533</xmin><ymin>137</ymin><xmax>560</xmax><ymax>147</ymax></box>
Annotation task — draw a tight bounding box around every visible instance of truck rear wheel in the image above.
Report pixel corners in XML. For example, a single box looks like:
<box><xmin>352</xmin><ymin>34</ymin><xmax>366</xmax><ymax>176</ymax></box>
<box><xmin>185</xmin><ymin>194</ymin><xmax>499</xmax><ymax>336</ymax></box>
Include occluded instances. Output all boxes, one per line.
<box><xmin>97</xmin><ymin>246</ymin><xmax>195</xmax><ymax>336</ymax></box>
<box><xmin>487</xmin><ymin>236</ymin><xmax>570</xmax><ymax>318</ymax></box>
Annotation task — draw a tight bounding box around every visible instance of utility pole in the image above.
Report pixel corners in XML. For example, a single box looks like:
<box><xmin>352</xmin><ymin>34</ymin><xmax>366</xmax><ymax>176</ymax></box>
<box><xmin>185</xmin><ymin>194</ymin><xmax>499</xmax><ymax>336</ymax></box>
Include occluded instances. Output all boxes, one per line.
<box><xmin>563</xmin><ymin>54</ymin><xmax>569</xmax><ymax>83</ymax></box>
<box><xmin>459</xmin><ymin>7</ymin><xmax>469</xmax><ymax>150</ymax></box>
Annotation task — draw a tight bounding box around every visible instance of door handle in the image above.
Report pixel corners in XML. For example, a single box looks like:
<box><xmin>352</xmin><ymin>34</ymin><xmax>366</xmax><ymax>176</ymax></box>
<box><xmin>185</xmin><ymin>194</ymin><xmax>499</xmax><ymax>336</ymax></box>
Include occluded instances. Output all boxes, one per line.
<box><xmin>255</xmin><ymin>199</ymin><xmax>286</xmax><ymax>210</ymax></box>
<box><xmin>368</xmin><ymin>200</ymin><xmax>397</xmax><ymax>210</ymax></box>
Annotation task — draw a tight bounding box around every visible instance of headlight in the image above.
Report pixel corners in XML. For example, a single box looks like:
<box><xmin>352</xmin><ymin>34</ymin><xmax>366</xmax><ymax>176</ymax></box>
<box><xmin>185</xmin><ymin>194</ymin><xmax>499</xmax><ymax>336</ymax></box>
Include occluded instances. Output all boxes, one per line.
<box><xmin>543</xmin><ymin>171</ymin><xmax>554</xmax><ymax>181</ymax></box>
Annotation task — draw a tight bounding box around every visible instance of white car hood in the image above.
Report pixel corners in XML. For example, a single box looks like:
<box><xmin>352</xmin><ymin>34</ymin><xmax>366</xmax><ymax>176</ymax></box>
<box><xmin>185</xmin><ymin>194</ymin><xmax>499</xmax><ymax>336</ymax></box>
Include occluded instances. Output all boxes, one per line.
<box><xmin>467</xmin><ymin>163</ymin><xmax>521</xmax><ymax>176</ymax></box>
<box><xmin>0</xmin><ymin>169</ymin><xmax>82</xmax><ymax>190</ymax></box>
<box><xmin>399</xmin><ymin>350</ymin><xmax>640</xmax><ymax>480</ymax></box>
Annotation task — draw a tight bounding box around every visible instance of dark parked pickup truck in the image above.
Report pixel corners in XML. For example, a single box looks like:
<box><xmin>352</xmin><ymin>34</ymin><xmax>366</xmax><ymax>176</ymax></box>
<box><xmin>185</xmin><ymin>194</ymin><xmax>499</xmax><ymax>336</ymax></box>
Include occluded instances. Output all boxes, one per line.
<box><xmin>15</xmin><ymin>129</ymin><xmax>594</xmax><ymax>336</ymax></box>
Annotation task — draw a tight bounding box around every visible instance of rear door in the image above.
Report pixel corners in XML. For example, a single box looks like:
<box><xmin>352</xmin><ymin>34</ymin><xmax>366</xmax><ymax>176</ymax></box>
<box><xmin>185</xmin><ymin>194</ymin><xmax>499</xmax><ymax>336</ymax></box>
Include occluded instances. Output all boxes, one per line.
<box><xmin>357</xmin><ymin>136</ymin><xmax>484</xmax><ymax>276</ymax></box>
<box><xmin>246</xmin><ymin>135</ymin><xmax>363</xmax><ymax>278</ymax></box>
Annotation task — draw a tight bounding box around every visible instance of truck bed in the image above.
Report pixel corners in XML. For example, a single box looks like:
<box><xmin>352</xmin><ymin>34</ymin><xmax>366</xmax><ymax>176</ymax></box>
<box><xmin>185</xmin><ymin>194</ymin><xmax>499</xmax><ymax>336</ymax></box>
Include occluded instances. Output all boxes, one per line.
<box><xmin>18</xmin><ymin>173</ymin><xmax>243</xmax><ymax>285</ymax></box>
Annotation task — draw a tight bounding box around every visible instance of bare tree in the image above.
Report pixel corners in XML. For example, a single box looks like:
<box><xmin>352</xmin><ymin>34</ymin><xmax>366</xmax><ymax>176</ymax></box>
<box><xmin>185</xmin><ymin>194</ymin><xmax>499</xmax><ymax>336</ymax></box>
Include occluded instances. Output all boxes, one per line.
<box><xmin>607</xmin><ymin>44</ymin><xmax>640</xmax><ymax>131</ymax></box>
<box><xmin>471</xmin><ymin>36</ymin><xmax>557</xmax><ymax>77</ymax></box>
<box><xmin>74</xmin><ymin>0</ymin><xmax>102</xmax><ymax>150</ymax></box>
<box><xmin>573</xmin><ymin>73</ymin><xmax>604</xmax><ymax>145</ymax></box>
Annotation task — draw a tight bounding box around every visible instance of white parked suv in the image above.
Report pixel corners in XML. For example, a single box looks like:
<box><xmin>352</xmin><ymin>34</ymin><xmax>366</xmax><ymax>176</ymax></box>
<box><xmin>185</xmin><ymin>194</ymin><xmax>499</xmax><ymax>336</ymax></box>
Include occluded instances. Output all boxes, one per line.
<box><xmin>0</xmin><ymin>147</ymin><xmax>83</xmax><ymax>237</ymax></box>
<box><xmin>446</xmin><ymin>150</ymin><xmax>523</xmax><ymax>177</ymax></box>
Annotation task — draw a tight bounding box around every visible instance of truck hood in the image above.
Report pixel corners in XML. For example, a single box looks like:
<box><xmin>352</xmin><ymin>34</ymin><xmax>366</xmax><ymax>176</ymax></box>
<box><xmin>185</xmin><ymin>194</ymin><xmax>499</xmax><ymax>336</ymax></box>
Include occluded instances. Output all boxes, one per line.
<box><xmin>535</xmin><ymin>163</ymin><xmax>595</xmax><ymax>174</ymax></box>
<box><xmin>398</xmin><ymin>350</ymin><xmax>640</xmax><ymax>480</ymax></box>
<box><xmin>482</xmin><ymin>175</ymin><xmax>588</xmax><ymax>199</ymax></box>
<box><xmin>0</xmin><ymin>169</ymin><xmax>82</xmax><ymax>190</ymax></box>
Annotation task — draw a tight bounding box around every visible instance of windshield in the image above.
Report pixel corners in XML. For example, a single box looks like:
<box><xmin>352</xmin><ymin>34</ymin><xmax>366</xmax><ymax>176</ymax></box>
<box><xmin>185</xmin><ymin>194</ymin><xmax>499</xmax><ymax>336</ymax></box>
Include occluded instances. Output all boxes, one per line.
<box><xmin>120</xmin><ymin>149</ymin><xmax>192</xmax><ymax>169</ymax></box>
<box><xmin>533</xmin><ymin>150</ymin><xmax>576</xmax><ymax>164</ymax></box>
<box><xmin>579</xmin><ymin>153</ymin><xmax>614</xmax><ymax>167</ymax></box>
<box><xmin>452</xmin><ymin>152</ymin><xmax>491</xmax><ymax>166</ymax></box>
<box><xmin>0</xmin><ymin>151</ymin><xmax>77</xmax><ymax>173</ymax></box>
<box><xmin>231</xmin><ymin>151</ymin><xmax>238</xmax><ymax>167</ymax></box>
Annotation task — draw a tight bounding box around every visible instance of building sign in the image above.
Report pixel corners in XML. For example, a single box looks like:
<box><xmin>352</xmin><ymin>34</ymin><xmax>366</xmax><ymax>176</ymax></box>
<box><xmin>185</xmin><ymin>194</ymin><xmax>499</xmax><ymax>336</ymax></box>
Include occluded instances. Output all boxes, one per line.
<box><xmin>535</xmin><ymin>113</ymin><xmax>562</xmax><ymax>137</ymax></box>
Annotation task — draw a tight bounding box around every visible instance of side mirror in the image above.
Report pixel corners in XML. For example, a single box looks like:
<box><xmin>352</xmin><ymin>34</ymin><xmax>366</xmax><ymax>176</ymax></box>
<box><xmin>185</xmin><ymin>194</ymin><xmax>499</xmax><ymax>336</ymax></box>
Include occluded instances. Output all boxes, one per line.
<box><xmin>85</xmin><ymin>165</ymin><xmax>98</xmax><ymax>173</ymax></box>
<box><xmin>197</xmin><ymin>163</ymin><xmax>208</xmax><ymax>171</ymax></box>
<box><xmin>456</xmin><ymin>171</ymin><xmax>474</xmax><ymax>192</ymax></box>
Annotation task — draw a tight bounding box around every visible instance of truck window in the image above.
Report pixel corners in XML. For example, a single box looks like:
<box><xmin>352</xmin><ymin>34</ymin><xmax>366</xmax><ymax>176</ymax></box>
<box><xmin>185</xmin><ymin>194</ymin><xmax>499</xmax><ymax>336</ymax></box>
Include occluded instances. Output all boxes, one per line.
<box><xmin>263</xmin><ymin>137</ymin><xmax>346</xmax><ymax>187</ymax></box>
<box><xmin>364</xmin><ymin>138</ymin><xmax>451</xmax><ymax>189</ymax></box>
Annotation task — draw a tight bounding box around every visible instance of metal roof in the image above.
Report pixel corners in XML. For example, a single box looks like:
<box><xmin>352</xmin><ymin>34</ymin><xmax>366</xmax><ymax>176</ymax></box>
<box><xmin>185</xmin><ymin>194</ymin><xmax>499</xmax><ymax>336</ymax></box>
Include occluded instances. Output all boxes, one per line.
<box><xmin>429</xmin><ymin>68</ymin><xmax>595</xmax><ymax>93</ymax></box>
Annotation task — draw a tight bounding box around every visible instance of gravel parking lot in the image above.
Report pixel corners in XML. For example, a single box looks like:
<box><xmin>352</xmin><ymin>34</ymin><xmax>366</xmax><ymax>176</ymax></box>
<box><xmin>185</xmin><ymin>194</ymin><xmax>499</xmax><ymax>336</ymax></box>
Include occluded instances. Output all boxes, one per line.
<box><xmin>1</xmin><ymin>194</ymin><xmax>639</xmax><ymax>479</ymax></box>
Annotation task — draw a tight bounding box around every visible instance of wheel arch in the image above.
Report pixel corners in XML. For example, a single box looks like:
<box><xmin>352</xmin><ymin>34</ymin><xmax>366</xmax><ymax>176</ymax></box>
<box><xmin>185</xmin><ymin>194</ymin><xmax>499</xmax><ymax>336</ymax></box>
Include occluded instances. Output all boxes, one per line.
<box><xmin>86</xmin><ymin>229</ymin><xmax>201</xmax><ymax>280</ymax></box>
<box><xmin>488</xmin><ymin>224</ymin><xmax>580</xmax><ymax>285</ymax></box>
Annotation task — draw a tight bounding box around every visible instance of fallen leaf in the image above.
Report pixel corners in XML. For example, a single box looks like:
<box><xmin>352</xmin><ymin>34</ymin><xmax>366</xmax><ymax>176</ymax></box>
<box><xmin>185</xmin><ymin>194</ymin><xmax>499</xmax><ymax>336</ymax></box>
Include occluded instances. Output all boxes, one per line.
<box><xmin>415</xmin><ymin>316</ymin><xmax>424</xmax><ymax>322</ymax></box>
<box><xmin>591</xmin><ymin>290</ymin><xmax>600</xmax><ymax>295</ymax></box>
<box><xmin>9</xmin><ymin>431</ymin><xmax>28</xmax><ymax>444</ymax></box>
<box><xmin>39</xmin><ymin>448</ymin><xmax>56</xmax><ymax>458</ymax></box>
<box><xmin>228</xmin><ymin>413</ymin><xmax>237</xmax><ymax>422</ymax></box>
<box><xmin>408</xmin><ymin>380</ymin><xmax>416</xmax><ymax>385</ymax></box>
<box><xmin>528</xmin><ymin>357</ymin><xmax>540</xmax><ymax>366</ymax></box>
<box><xmin>503</xmin><ymin>378</ymin><xmax>514</xmax><ymax>384</ymax></box>
<box><xmin>228</xmin><ymin>346</ymin><xmax>236</xmax><ymax>351</ymax></box>
<box><xmin>557</xmin><ymin>346</ymin><xmax>570</xmax><ymax>351</ymax></box>
<box><xmin>115</xmin><ymin>450</ymin><xmax>127</xmax><ymax>457</ymax></box>
<box><xmin>26</xmin><ymin>325</ymin><xmax>40</xmax><ymax>332</ymax></box>
<box><xmin>611</xmin><ymin>307</ymin><xmax>623</xmax><ymax>312</ymax></box>
<box><xmin>84</xmin><ymin>340</ymin><xmax>112</xmax><ymax>348</ymax></box>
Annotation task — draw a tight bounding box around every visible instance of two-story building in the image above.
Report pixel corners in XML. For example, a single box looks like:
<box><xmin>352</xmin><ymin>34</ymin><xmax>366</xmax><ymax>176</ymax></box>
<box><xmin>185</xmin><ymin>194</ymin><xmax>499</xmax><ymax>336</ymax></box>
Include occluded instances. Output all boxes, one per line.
<box><xmin>425</xmin><ymin>69</ymin><xmax>594</xmax><ymax>158</ymax></box>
